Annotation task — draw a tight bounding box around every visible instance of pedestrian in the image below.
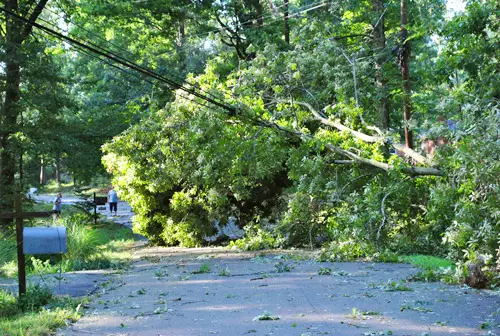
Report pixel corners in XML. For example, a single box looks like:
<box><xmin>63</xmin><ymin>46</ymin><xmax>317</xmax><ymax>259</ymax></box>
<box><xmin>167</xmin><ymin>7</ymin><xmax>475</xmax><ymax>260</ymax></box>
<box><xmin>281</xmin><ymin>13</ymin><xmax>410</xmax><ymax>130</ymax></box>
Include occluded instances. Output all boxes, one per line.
<box><xmin>53</xmin><ymin>192</ymin><xmax>62</xmax><ymax>219</ymax></box>
<box><xmin>108</xmin><ymin>187</ymin><xmax>118</xmax><ymax>216</ymax></box>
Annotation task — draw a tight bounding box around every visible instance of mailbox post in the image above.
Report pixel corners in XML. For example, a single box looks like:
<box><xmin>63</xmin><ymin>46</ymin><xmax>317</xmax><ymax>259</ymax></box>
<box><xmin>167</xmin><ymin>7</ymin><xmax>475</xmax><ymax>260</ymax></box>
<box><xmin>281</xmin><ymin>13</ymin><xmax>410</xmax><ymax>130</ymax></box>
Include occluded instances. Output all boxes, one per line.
<box><xmin>0</xmin><ymin>194</ymin><xmax>51</xmax><ymax>295</ymax></box>
<box><xmin>93</xmin><ymin>193</ymin><xmax>108</xmax><ymax>225</ymax></box>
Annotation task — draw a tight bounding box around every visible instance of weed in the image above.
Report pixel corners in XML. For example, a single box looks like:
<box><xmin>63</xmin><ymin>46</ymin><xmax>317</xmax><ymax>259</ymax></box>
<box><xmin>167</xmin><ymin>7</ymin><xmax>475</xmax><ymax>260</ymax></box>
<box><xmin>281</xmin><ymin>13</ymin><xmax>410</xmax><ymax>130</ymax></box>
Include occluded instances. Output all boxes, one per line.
<box><xmin>218</xmin><ymin>267</ymin><xmax>231</xmax><ymax>276</ymax></box>
<box><xmin>400</xmin><ymin>305</ymin><xmax>433</xmax><ymax>313</ymax></box>
<box><xmin>318</xmin><ymin>267</ymin><xmax>332</xmax><ymax>275</ymax></box>
<box><xmin>346</xmin><ymin>308</ymin><xmax>382</xmax><ymax>320</ymax></box>
<box><xmin>0</xmin><ymin>287</ymin><xmax>85</xmax><ymax>336</ymax></box>
<box><xmin>433</xmin><ymin>321</ymin><xmax>447</xmax><ymax>326</ymax></box>
<box><xmin>137</xmin><ymin>288</ymin><xmax>147</xmax><ymax>295</ymax></box>
<box><xmin>250</xmin><ymin>255</ymin><xmax>272</xmax><ymax>263</ymax></box>
<box><xmin>154</xmin><ymin>270</ymin><xmax>168</xmax><ymax>279</ymax></box>
<box><xmin>253</xmin><ymin>311</ymin><xmax>280</xmax><ymax>321</ymax></box>
<box><xmin>275</xmin><ymin>261</ymin><xmax>293</xmax><ymax>273</ymax></box>
<box><xmin>192</xmin><ymin>263</ymin><xmax>211</xmax><ymax>274</ymax></box>
<box><xmin>479</xmin><ymin>322</ymin><xmax>490</xmax><ymax>329</ymax></box>
<box><xmin>380</xmin><ymin>280</ymin><xmax>413</xmax><ymax>292</ymax></box>
<box><xmin>0</xmin><ymin>289</ymin><xmax>18</xmax><ymax>318</ymax></box>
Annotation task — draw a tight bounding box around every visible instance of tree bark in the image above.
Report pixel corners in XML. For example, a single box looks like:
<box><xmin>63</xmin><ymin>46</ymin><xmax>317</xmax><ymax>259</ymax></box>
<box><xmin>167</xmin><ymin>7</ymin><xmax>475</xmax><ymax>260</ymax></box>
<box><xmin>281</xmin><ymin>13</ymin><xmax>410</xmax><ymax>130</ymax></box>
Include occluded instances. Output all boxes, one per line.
<box><xmin>284</xmin><ymin>0</ymin><xmax>290</xmax><ymax>44</ymax></box>
<box><xmin>40</xmin><ymin>158</ymin><xmax>46</xmax><ymax>185</ymax></box>
<box><xmin>0</xmin><ymin>0</ymin><xmax>22</xmax><ymax>215</ymax></box>
<box><xmin>372</xmin><ymin>0</ymin><xmax>389</xmax><ymax>129</ymax></box>
<box><xmin>263</xmin><ymin>119</ymin><xmax>442</xmax><ymax>176</ymax></box>
<box><xmin>280</xmin><ymin>100</ymin><xmax>433</xmax><ymax>166</ymax></box>
<box><xmin>0</xmin><ymin>0</ymin><xmax>48</xmax><ymax>215</ymax></box>
<box><xmin>400</xmin><ymin>0</ymin><xmax>413</xmax><ymax>148</ymax></box>
<box><xmin>55</xmin><ymin>153</ymin><xmax>61</xmax><ymax>187</ymax></box>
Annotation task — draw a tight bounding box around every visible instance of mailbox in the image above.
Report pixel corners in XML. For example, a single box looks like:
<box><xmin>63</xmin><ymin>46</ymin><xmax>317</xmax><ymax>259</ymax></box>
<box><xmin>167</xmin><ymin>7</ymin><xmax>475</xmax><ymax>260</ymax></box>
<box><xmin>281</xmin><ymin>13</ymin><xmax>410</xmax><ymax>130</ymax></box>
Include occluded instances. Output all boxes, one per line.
<box><xmin>94</xmin><ymin>197</ymin><xmax>107</xmax><ymax>206</ymax></box>
<box><xmin>23</xmin><ymin>227</ymin><xmax>67</xmax><ymax>255</ymax></box>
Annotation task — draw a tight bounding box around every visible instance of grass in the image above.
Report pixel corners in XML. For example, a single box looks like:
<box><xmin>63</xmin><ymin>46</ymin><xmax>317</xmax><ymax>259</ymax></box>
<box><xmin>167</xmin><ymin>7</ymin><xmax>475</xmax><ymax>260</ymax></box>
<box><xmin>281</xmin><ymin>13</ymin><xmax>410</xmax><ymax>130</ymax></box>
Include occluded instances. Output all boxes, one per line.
<box><xmin>0</xmin><ymin>285</ymin><xmax>86</xmax><ymax>336</ymax></box>
<box><xmin>401</xmin><ymin>255</ymin><xmax>457</xmax><ymax>283</ymax></box>
<box><xmin>39</xmin><ymin>180</ymin><xmax>108</xmax><ymax>197</ymax></box>
<box><xmin>192</xmin><ymin>263</ymin><xmax>211</xmax><ymax>274</ymax></box>
<box><xmin>1</xmin><ymin>211</ymin><xmax>135</xmax><ymax>278</ymax></box>
<box><xmin>400</xmin><ymin>255</ymin><xmax>454</xmax><ymax>270</ymax></box>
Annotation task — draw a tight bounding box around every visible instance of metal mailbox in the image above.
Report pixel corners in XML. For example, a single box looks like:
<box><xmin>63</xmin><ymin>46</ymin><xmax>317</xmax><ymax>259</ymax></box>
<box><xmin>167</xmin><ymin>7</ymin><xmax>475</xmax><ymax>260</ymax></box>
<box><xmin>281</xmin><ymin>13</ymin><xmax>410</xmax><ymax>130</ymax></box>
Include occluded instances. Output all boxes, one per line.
<box><xmin>94</xmin><ymin>196</ymin><xmax>108</xmax><ymax>206</ymax></box>
<box><xmin>23</xmin><ymin>227</ymin><xmax>67</xmax><ymax>255</ymax></box>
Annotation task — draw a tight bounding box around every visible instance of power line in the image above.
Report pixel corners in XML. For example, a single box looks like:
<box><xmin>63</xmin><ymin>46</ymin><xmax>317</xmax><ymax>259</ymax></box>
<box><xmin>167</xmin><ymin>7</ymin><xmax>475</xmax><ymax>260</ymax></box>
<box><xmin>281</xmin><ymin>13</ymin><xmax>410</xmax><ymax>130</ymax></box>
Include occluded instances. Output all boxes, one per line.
<box><xmin>45</xmin><ymin>3</ymin><xmax>222</xmax><ymax>104</ymax></box>
<box><xmin>33</xmin><ymin>29</ymin><xmax>214</xmax><ymax>112</ymax></box>
<box><xmin>0</xmin><ymin>6</ymin><xmax>238</xmax><ymax>115</ymax></box>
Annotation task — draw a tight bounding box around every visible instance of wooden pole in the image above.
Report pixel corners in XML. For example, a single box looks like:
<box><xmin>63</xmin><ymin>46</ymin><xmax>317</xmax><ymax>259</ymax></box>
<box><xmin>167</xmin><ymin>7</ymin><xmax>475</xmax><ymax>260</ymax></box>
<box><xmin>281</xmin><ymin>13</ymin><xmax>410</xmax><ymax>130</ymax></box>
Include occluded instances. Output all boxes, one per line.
<box><xmin>0</xmin><ymin>195</ymin><xmax>51</xmax><ymax>296</ymax></box>
<box><xmin>94</xmin><ymin>192</ymin><xmax>97</xmax><ymax>225</ymax></box>
<box><xmin>400</xmin><ymin>0</ymin><xmax>413</xmax><ymax>149</ymax></box>
<box><xmin>14</xmin><ymin>194</ymin><xmax>26</xmax><ymax>295</ymax></box>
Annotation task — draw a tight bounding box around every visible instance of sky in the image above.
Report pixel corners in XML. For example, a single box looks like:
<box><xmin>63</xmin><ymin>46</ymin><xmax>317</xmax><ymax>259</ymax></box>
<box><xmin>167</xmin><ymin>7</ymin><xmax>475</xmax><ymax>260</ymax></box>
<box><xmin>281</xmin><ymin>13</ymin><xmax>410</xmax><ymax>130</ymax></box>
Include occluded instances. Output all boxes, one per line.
<box><xmin>447</xmin><ymin>0</ymin><xmax>467</xmax><ymax>15</ymax></box>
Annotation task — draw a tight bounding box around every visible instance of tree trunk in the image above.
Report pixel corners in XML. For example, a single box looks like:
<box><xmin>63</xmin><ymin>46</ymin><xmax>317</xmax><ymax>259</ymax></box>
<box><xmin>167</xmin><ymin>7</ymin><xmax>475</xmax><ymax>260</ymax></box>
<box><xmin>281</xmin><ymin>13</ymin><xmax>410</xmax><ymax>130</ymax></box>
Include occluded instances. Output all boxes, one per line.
<box><xmin>400</xmin><ymin>0</ymin><xmax>413</xmax><ymax>148</ymax></box>
<box><xmin>55</xmin><ymin>154</ymin><xmax>61</xmax><ymax>187</ymax></box>
<box><xmin>284</xmin><ymin>0</ymin><xmax>290</xmax><ymax>44</ymax></box>
<box><xmin>40</xmin><ymin>158</ymin><xmax>46</xmax><ymax>185</ymax></box>
<box><xmin>0</xmin><ymin>0</ymin><xmax>22</xmax><ymax>215</ymax></box>
<box><xmin>372</xmin><ymin>0</ymin><xmax>389</xmax><ymax>129</ymax></box>
<box><xmin>0</xmin><ymin>0</ymin><xmax>48</xmax><ymax>215</ymax></box>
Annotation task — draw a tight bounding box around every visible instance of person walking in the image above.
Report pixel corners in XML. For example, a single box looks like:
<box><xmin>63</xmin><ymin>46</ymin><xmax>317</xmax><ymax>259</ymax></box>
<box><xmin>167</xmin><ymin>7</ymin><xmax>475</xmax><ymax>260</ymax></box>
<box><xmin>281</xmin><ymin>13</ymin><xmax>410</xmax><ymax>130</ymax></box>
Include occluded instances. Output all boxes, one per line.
<box><xmin>53</xmin><ymin>192</ymin><xmax>62</xmax><ymax>219</ymax></box>
<box><xmin>108</xmin><ymin>187</ymin><xmax>118</xmax><ymax>216</ymax></box>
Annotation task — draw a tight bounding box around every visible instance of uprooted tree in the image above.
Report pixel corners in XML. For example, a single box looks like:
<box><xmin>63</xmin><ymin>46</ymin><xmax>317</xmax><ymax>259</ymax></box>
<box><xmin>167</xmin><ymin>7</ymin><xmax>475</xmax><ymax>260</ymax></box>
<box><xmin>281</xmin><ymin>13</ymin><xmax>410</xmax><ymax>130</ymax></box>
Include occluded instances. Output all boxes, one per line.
<box><xmin>101</xmin><ymin>1</ymin><xmax>498</xmax><ymax>278</ymax></box>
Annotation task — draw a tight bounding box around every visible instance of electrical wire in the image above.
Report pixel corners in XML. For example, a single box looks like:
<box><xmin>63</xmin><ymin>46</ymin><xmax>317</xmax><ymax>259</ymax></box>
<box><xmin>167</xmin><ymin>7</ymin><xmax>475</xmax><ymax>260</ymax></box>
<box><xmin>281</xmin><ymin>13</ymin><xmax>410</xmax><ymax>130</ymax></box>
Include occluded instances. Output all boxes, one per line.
<box><xmin>0</xmin><ymin>6</ymin><xmax>238</xmax><ymax>115</ymax></box>
<box><xmin>37</xmin><ymin>13</ymin><xmax>223</xmax><ymax>107</ymax></box>
<box><xmin>45</xmin><ymin>3</ymin><xmax>223</xmax><ymax>104</ymax></box>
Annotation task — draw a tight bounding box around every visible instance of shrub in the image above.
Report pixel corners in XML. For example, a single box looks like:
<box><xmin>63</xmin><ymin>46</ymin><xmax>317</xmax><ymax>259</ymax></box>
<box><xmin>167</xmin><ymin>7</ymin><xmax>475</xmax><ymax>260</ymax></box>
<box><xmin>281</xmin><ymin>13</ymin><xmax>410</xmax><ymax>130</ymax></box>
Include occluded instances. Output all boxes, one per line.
<box><xmin>0</xmin><ymin>289</ymin><xmax>19</xmax><ymax>318</ymax></box>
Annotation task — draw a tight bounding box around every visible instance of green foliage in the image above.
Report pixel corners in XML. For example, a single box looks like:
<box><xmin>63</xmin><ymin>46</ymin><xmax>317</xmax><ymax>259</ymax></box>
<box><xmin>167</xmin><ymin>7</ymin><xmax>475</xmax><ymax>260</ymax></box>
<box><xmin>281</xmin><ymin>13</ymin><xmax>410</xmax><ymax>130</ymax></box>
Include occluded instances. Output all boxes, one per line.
<box><xmin>401</xmin><ymin>255</ymin><xmax>454</xmax><ymax>270</ymax></box>
<box><xmin>0</xmin><ymin>232</ymin><xmax>16</xmax><ymax>278</ymax></box>
<box><xmin>318</xmin><ymin>267</ymin><xmax>332</xmax><ymax>275</ymax></box>
<box><xmin>0</xmin><ymin>289</ymin><xmax>18</xmax><ymax>318</ymax></box>
<box><xmin>193</xmin><ymin>263</ymin><xmax>211</xmax><ymax>274</ymax></box>
<box><xmin>10</xmin><ymin>0</ymin><xmax>492</xmax><ymax>284</ymax></box>
<box><xmin>18</xmin><ymin>284</ymin><xmax>54</xmax><ymax>313</ymax></box>
<box><xmin>229</xmin><ymin>224</ymin><xmax>279</xmax><ymax>251</ymax></box>
<box><xmin>380</xmin><ymin>280</ymin><xmax>413</xmax><ymax>292</ymax></box>
<box><xmin>275</xmin><ymin>261</ymin><xmax>293</xmax><ymax>273</ymax></box>
<box><xmin>0</xmin><ymin>285</ymin><xmax>84</xmax><ymax>336</ymax></box>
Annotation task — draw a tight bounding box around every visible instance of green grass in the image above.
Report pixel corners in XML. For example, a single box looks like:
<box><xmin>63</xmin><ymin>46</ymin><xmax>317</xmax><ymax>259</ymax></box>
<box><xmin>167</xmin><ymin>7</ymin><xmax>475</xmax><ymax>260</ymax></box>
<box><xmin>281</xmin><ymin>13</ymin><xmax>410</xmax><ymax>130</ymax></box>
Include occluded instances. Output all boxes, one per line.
<box><xmin>38</xmin><ymin>181</ymin><xmax>76</xmax><ymax>196</ymax></box>
<box><xmin>401</xmin><ymin>255</ymin><xmax>454</xmax><ymax>270</ymax></box>
<box><xmin>0</xmin><ymin>285</ymin><xmax>86</xmax><ymax>336</ymax></box>
<box><xmin>1</xmin><ymin>212</ymin><xmax>135</xmax><ymax>278</ymax></box>
<box><xmin>0</xmin><ymin>232</ymin><xmax>17</xmax><ymax>278</ymax></box>
<box><xmin>39</xmin><ymin>180</ymin><xmax>109</xmax><ymax>197</ymax></box>
<box><xmin>402</xmin><ymin>255</ymin><xmax>457</xmax><ymax>283</ymax></box>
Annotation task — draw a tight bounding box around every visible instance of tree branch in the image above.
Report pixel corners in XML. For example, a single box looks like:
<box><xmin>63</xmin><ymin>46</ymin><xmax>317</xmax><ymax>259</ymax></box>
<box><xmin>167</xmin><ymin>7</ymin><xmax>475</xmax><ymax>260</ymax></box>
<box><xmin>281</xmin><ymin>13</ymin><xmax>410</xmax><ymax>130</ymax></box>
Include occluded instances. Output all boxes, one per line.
<box><xmin>22</xmin><ymin>0</ymin><xmax>49</xmax><ymax>40</ymax></box>
<box><xmin>280</xmin><ymin>100</ymin><xmax>434</xmax><ymax>166</ymax></box>
<box><xmin>260</xmin><ymin>118</ymin><xmax>443</xmax><ymax>176</ymax></box>
<box><xmin>376</xmin><ymin>192</ymin><xmax>391</xmax><ymax>247</ymax></box>
<box><xmin>279</xmin><ymin>100</ymin><xmax>383</xmax><ymax>143</ymax></box>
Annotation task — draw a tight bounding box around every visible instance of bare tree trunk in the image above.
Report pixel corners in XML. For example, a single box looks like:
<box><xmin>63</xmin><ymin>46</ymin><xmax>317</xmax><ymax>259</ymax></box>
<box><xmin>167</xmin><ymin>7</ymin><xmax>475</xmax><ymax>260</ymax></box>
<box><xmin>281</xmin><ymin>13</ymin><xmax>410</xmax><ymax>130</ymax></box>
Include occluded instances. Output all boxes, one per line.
<box><xmin>372</xmin><ymin>0</ymin><xmax>389</xmax><ymax>129</ymax></box>
<box><xmin>55</xmin><ymin>154</ymin><xmax>61</xmax><ymax>187</ymax></box>
<box><xmin>400</xmin><ymin>0</ymin><xmax>413</xmax><ymax>148</ymax></box>
<box><xmin>40</xmin><ymin>158</ymin><xmax>46</xmax><ymax>185</ymax></box>
<box><xmin>284</xmin><ymin>0</ymin><xmax>290</xmax><ymax>44</ymax></box>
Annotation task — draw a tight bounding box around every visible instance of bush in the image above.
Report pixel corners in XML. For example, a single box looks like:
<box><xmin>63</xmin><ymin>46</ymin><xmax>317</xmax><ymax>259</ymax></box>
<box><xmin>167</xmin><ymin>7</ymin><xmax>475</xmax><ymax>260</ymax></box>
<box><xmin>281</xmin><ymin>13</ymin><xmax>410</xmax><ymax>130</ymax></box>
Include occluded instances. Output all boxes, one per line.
<box><xmin>18</xmin><ymin>284</ymin><xmax>53</xmax><ymax>312</ymax></box>
<box><xmin>0</xmin><ymin>289</ymin><xmax>19</xmax><ymax>318</ymax></box>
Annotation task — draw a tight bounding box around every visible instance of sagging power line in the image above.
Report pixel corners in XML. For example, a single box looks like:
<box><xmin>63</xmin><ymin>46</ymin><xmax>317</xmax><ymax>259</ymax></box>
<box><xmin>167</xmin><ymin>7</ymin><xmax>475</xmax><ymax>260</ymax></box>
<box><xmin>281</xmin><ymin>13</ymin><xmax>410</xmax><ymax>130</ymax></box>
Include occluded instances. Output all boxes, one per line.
<box><xmin>0</xmin><ymin>6</ymin><xmax>238</xmax><ymax>116</ymax></box>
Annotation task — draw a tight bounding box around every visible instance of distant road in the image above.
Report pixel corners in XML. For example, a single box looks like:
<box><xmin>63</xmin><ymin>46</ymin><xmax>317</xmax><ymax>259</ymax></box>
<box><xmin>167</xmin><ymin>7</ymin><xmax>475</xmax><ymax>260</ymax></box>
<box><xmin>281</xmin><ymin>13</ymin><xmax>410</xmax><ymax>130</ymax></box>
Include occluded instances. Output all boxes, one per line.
<box><xmin>32</xmin><ymin>194</ymin><xmax>85</xmax><ymax>205</ymax></box>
